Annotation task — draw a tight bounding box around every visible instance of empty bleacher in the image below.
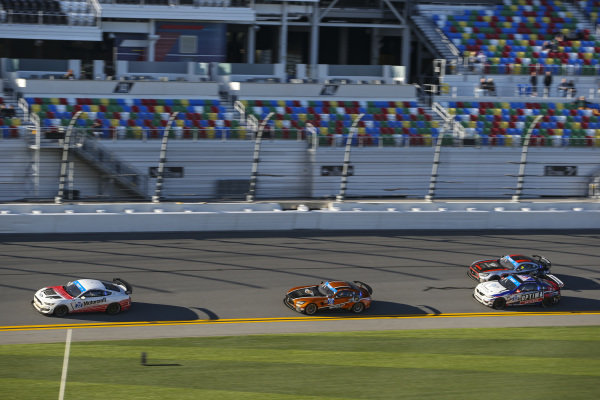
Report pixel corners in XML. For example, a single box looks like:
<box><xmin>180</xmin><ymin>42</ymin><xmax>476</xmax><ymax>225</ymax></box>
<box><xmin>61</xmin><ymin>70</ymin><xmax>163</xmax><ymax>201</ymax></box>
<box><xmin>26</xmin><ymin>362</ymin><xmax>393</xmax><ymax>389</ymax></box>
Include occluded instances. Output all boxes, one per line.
<box><xmin>435</xmin><ymin>0</ymin><xmax>600</xmax><ymax>75</ymax></box>
<box><xmin>443</xmin><ymin>99</ymin><xmax>600</xmax><ymax>146</ymax></box>
<box><xmin>240</xmin><ymin>99</ymin><xmax>440</xmax><ymax>146</ymax></box>
<box><xmin>25</xmin><ymin>97</ymin><xmax>241</xmax><ymax>139</ymax></box>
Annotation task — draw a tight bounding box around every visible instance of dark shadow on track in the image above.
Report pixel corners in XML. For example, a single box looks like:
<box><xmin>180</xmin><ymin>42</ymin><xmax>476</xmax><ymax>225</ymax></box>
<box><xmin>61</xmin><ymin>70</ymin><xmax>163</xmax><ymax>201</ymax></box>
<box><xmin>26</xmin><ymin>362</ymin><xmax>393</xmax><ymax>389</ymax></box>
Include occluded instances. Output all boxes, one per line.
<box><xmin>470</xmin><ymin>296</ymin><xmax>600</xmax><ymax>312</ymax></box>
<box><xmin>283</xmin><ymin>301</ymin><xmax>429</xmax><ymax>317</ymax></box>
<box><xmin>557</xmin><ymin>275</ymin><xmax>600</xmax><ymax>292</ymax></box>
<box><xmin>39</xmin><ymin>303</ymin><xmax>200</xmax><ymax>323</ymax></box>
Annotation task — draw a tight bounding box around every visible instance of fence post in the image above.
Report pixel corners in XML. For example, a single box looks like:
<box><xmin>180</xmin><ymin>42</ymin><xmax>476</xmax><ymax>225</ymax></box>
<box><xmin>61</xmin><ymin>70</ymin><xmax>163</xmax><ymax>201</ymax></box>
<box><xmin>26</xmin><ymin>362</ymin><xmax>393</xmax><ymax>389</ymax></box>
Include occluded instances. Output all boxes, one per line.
<box><xmin>246</xmin><ymin>112</ymin><xmax>274</xmax><ymax>202</ymax></box>
<box><xmin>425</xmin><ymin>133</ymin><xmax>445</xmax><ymax>201</ymax></box>
<box><xmin>512</xmin><ymin>114</ymin><xmax>543</xmax><ymax>202</ymax></box>
<box><xmin>152</xmin><ymin>112</ymin><xmax>179</xmax><ymax>203</ymax></box>
<box><xmin>336</xmin><ymin>113</ymin><xmax>364</xmax><ymax>202</ymax></box>
<box><xmin>55</xmin><ymin>111</ymin><xmax>82</xmax><ymax>204</ymax></box>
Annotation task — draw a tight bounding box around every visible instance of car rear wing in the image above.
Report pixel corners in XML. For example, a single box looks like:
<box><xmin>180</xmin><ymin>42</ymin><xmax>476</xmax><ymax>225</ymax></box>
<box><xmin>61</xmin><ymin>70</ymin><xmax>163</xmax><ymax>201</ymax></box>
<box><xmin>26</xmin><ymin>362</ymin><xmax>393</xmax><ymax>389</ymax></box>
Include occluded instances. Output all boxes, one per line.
<box><xmin>113</xmin><ymin>278</ymin><xmax>133</xmax><ymax>294</ymax></box>
<box><xmin>353</xmin><ymin>281</ymin><xmax>373</xmax><ymax>295</ymax></box>
<box><xmin>545</xmin><ymin>274</ymin><xmax>564</xmax><ymax>288</ymax></box>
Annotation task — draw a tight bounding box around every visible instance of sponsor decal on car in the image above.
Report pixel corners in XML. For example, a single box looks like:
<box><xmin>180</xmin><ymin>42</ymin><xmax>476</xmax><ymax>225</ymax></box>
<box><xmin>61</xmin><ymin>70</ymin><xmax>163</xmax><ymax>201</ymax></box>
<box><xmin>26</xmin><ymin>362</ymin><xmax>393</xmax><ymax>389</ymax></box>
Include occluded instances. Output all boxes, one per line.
<box><xmin>83</xmin><ymin>298</ymin><xmax>107</xmax><ymax>306</ymax></box>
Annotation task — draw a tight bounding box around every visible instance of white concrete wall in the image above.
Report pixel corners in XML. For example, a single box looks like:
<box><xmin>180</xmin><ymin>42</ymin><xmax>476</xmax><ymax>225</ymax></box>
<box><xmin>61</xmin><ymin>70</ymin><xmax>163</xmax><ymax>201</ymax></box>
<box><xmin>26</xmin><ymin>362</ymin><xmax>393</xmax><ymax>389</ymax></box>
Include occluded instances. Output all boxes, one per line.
<box><xmin>0</xmin><ymin>201</ymin><xmax>598</xmax><ymax>234</ymax></box>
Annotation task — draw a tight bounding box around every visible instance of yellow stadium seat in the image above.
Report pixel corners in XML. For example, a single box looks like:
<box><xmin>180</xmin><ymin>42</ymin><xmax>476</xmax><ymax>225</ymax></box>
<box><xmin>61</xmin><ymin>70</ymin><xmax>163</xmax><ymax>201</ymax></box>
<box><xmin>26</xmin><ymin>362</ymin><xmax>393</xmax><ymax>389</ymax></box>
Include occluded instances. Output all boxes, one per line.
<box><xmin>110</xmin><ymin>119</ymin><xmax>119</xmax><ymax>127</ymax></box>
<box><xmin>154</xmin><ymin>105</ymin><xmax>164</xmax><ymax>113</ymax></box>
<box><xmin>100</xmin><ymin>98</ymin><xmax>110</xmax><ymax>106</ymax></box>
<box><xmin>90</xmin><ymin>105</ymin><xmax>99</xmax><ymax>112</ymax></box>
<box><xmin>50</xmin><ymin>98</ymin><xmax>59</xmax><ymax>105</ymax></box>
<box><xmin>180</xmin><ymin>99</ymin><xmax>189</xmax><ymax>106</ymax></box>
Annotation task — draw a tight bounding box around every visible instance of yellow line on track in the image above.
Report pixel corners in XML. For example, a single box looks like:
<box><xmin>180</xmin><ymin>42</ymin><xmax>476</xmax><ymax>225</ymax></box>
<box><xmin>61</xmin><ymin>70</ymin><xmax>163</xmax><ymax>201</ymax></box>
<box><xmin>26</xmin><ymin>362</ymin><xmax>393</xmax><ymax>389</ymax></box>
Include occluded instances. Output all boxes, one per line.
<box><xmin>2</xmin><ymin>310</ymin><xmax>600</xmax><ymax>332</ymax></box>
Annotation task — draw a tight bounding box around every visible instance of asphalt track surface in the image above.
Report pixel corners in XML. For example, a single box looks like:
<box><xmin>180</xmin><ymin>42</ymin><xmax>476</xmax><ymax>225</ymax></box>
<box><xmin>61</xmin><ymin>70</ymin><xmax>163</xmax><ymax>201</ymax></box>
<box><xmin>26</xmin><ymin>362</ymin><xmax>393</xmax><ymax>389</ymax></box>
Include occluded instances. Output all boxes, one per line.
<box><xmin>1</xmin><ymin>230</ymin><xmax>600</xmax><ymax>344</ymax></box>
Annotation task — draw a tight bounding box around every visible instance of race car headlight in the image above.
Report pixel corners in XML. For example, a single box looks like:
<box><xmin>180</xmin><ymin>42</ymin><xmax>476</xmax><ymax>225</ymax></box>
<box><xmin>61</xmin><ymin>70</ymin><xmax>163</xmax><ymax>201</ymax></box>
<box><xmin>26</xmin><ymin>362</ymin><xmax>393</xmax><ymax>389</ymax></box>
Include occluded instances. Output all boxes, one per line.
<box><xmin>296</xmin><ymin>301</ymin><xmax>306</xmax><ymax>305</ymax></box>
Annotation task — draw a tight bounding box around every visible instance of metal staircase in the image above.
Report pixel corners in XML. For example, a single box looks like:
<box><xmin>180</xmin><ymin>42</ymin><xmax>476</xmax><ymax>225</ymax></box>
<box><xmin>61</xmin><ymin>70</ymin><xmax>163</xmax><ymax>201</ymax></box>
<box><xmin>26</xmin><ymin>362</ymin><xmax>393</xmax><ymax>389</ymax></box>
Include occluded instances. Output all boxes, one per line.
<box><xmin>411</xmin><ymin>14</ymin><xmax>459</xmax><ymax>62</ymax></box>
<box><xmin>566</xmin><ymin>2</ymin><xmax>597</xmax><ymax>40</ymax></box>
<box><xmin>71</xmin><ymin>133</ymin><xmax>149</xmax><ymax>200</ymax></box>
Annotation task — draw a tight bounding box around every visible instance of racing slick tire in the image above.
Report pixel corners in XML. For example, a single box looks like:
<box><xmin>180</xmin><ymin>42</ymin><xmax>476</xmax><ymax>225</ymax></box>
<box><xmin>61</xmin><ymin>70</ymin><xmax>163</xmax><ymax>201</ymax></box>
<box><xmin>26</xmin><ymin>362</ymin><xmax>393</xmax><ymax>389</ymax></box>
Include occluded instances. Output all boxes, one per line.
<box><xmin>54</xmin><ymin>305</ymin><xmax>69</xmax><ymax>317</ymax></box>
<box><xmin>351</xmin><ymin>302</ymin><xmax>365</xmax><ymax>313</ymax></box>
<box><xmin>542</xmin><ymin>295</ymin><xmax>560</xmax><ymax>307</ymax></box>
<box><xmin>106</xmin><ymin>303</ymin><xmax>121</xmax><ymax>315</ymax></box>
<box><xmin>492</xmin><ymin>298</ymin><xmax>506</xmax><ymax>310</ymax></box>
<box><xmin>304</xmin><ymin>303</ymin><xmax>318</xmax><ymax>315</ymax></box>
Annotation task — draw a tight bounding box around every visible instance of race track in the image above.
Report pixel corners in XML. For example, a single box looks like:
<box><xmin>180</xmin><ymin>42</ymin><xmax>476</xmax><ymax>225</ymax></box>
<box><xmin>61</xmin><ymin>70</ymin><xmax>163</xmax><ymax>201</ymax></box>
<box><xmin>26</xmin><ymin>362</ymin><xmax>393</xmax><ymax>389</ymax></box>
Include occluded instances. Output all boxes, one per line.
<box><xmin>1</xmin><ymin>230</ymin><xmax>600</xmax><ymax>344</ymax></box>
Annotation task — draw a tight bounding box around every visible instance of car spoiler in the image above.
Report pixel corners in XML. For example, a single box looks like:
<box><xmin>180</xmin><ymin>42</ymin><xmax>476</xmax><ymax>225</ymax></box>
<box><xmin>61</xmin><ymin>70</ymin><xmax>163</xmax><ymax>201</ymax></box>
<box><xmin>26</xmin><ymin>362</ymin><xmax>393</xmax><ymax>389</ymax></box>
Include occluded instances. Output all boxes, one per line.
<box><xmin>353</xmin><ymin>281</ymin><xmax>373</xmax><ymax>295</ymax></box>
<box><xmin>545</xmin><ymin>274</ymin><xmax>564</xmax><ymax>288</ymax></box>
<box><xmin>113</xmin><ymin>278</ymin><xmax>133</xmax><ymax>294</ymax></box>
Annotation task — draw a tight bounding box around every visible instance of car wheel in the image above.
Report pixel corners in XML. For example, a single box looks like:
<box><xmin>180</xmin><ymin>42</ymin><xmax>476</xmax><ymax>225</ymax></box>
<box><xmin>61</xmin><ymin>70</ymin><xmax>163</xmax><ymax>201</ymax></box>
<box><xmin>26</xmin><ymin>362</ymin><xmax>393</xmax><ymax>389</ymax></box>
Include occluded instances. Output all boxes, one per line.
<box><xmin>53</xmin><ymin>305</ymin><xmax>69</xmax><ymax>317</ymax></box>
<box><xmin>542</xmin><ymin>295</ymin><xmax>560</xmax><ymax>307</ymax></box>
<box><xmin>106</xmin><ymin>303</ymin><xmax>121</xmax><ymax>315</ymax></box>
<box><xmin>351</xmin><ymin>302</ymin><xmax>365</xmax><ymax>313</ymax></box>
<box><xmin>492</xmin><ymin>298</ymin><xmax>506</xmax><ymax>310</ymax></box>
<box><xmin>304</xmin><ymin>303</ymin><xmax>318</xmax><ymax>315</ymax></box>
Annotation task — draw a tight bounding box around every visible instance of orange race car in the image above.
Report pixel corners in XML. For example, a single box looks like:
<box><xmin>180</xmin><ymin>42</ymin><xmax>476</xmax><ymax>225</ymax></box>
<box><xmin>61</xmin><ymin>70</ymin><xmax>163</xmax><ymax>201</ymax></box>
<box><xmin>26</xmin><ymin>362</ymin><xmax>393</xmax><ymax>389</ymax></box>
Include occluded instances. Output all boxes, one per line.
<box><xmin>284</xmin><ymin>280</ymin><xmax>373</xmax><ymax>315</ymax></box>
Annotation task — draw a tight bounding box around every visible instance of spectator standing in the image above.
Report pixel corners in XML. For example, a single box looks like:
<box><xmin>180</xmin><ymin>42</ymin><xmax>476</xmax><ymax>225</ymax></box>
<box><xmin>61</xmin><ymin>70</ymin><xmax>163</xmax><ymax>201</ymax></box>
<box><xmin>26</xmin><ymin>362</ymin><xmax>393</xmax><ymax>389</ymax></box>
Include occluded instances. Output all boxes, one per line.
<box><xmin>530</xmin><ymin>71</ymin><xmax>538</xmax><ymax>96</ymax></box>
<box><xmin>567</xmin><ymin>80</ymin><xmax>577</xmax><ymax>98</ymax></box>
<box><xmin>558</xmin><ymin>78</ymin><xmax>569</xmax><ymax>97</ymax></box>
<box><xmin>543</xmin><ymin>71</ymin><xmax>552</xmax><ymax>97</ymax></box>
<box><xmin>478</xmin><ymin>77</ymin><xmax>488</xmax><ymax>96</ymax></box>
<box><xmin>63</xmin><ymin>69</ymin><xmax>75</xmax><ymax>80</ymax></box>
<box><xmin>486</xmin><ymin>78</ymin><xmax>496</xmax><ymax>96</ymax></box>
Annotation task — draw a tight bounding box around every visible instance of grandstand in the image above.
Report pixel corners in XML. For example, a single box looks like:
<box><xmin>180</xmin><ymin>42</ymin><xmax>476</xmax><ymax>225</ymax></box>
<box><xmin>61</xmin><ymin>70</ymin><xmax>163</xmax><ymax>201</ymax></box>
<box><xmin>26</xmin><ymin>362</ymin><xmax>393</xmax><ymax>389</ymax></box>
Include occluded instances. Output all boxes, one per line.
<box><xmin>0</xmin><ymin>0</ymin><xmax>599</xmax><ymax>202</ymax></box>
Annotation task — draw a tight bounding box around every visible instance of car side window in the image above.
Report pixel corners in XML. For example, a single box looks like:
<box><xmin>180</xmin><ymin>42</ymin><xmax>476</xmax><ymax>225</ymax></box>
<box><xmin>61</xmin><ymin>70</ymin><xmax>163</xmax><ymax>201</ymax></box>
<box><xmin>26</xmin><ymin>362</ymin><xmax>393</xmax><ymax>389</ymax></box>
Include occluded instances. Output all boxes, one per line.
<box><xmin>521</xmin><ymin>283</ymin><xmax>537</xmax><ymax>292</ymax></box>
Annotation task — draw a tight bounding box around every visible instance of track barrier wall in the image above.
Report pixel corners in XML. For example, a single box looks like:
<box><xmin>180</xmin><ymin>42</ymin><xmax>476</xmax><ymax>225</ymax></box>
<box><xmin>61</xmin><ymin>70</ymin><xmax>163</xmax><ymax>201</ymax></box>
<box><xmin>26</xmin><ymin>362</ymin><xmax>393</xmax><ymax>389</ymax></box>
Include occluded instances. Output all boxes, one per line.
<box><xmin>0</xmin><ymin>201</ymin><xmax>598</xmax><ymax>234</ymax></box>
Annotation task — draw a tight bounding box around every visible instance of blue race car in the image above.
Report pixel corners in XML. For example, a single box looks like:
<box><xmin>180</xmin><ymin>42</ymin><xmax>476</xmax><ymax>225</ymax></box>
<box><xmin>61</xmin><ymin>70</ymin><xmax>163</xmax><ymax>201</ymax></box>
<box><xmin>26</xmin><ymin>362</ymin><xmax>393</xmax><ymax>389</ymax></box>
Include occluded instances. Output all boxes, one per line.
<box><xmin>473</xmin><ymin>273</ymin><xmax>563</xmax><ymax>310</ymax></box>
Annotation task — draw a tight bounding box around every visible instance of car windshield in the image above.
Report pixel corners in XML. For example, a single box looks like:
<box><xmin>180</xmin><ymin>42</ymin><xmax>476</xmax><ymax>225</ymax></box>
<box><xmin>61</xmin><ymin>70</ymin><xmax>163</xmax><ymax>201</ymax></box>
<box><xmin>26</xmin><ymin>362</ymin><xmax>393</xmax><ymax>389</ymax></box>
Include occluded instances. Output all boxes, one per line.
<box><xmin>499</xmin><ymin>276</ymin><xmax>519</xmax><ymax>291</ymax></box>
<box><xmin>64</xmin><ymin>281</ymin><xmax>83</xmax><ymax>297</ymax></box>
<box><xmin>499</xmin><ymin>256</ymin><xmax>518</xmax><ymax>270</ymax></box>
<box><xmin>319</xmin><ymin>282</ymin><xmax>335</xmax><ymax>297</ymax></box>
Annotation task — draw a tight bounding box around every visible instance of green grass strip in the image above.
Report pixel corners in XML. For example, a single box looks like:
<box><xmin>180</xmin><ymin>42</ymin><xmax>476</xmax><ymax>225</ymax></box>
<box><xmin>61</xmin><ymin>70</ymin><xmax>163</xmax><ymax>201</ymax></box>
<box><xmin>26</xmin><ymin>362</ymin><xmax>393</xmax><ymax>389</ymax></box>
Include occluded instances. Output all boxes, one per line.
<box><xmin>1</xmin><ymin>326</ymin><xmax>599</xmax><ymax>400</ymax></box>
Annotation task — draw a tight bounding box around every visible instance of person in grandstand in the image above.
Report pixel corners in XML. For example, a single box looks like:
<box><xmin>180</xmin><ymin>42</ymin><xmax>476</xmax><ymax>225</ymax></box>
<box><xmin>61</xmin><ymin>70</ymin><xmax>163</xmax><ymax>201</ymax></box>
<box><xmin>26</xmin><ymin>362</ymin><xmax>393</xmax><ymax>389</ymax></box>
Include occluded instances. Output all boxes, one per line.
<box><xmin>478</xmin><ymin>77</ymin><xmax>488</xmax><ymax>96</ymax></box>
<box><xmin>543</xmin><ymin>71</ymin><xmax>553</xmax><ymax>98</ymax></box>
<box><xmin>567</xmin><ymin>80</ymin><xmax>577</xmax><ymax>98</ymax></box>
<box><xmin>530</xmin><ymin>71</ymin><xmax>538</xmax><ymax>97</ymax></box>
<box><xmin>558</xmin><ymin>78</ymin><xmax>569</xmax><ymax>97</ymax></box>
<box><xmin>63</xmin><ymin>69</ymin><xmax>75</xmax><ymax>80</ymax></box>
<box><xmin>486</xmin><ymin>78</ymin><xmax>496</xmax><ymax>96</ymax></box>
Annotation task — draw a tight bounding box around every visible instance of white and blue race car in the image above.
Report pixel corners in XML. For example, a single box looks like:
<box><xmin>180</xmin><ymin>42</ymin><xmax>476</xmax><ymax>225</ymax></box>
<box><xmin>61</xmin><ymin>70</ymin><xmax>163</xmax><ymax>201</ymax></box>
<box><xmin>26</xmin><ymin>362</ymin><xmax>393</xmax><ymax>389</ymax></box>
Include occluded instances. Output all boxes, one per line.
<box><xmin>32</xmin><ymin>278</ymin><xmax>132</xmax><ymax>317</ymax></box>
<box><xmin>473</xmin><ymin>273</ymin><xmax>563</xmax><ymax>310</ymax></box>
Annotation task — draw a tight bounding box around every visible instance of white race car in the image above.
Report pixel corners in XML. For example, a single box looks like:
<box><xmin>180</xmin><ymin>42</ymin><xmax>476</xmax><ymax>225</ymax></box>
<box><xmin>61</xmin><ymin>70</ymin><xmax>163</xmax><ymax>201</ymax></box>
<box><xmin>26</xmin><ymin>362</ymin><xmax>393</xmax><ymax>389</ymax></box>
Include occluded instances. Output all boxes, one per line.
<box><xmin>32</xmin><ymin>278</ymin><xmax>132</xmax><ymax>317</ymax></box>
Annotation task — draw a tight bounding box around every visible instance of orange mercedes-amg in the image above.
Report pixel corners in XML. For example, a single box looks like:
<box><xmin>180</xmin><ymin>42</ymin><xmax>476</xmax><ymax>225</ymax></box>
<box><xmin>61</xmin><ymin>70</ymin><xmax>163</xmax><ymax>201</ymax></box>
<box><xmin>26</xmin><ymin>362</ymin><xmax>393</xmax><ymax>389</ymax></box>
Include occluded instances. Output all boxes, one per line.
<box><xmin>284</xmin><ymin>280</ymin><xmax>373</xmax><ymax>315</ymax></box>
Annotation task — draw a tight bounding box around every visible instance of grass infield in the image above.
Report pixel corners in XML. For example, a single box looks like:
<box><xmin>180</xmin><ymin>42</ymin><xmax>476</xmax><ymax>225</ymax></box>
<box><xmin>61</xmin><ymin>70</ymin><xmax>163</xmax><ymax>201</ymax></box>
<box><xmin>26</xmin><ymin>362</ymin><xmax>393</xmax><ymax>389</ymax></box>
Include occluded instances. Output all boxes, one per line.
<box><xmin>1</xmin><ymin>326</ymin><xmax>599</xmax><ymax>400</ymax></box>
